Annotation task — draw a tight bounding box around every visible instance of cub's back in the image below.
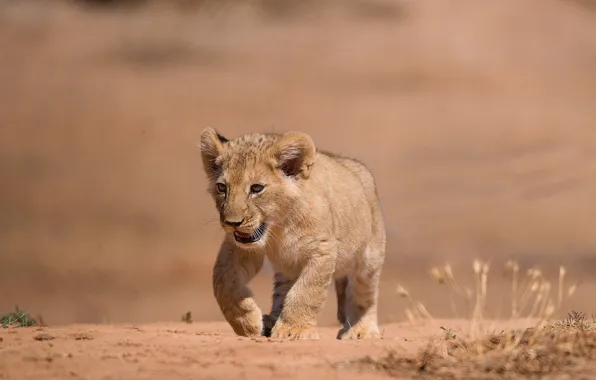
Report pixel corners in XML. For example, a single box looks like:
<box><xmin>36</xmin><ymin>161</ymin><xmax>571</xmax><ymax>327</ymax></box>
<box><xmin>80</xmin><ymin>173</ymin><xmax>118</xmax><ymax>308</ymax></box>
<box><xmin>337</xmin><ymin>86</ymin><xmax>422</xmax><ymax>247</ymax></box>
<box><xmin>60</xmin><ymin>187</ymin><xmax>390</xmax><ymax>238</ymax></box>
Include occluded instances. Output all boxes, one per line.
<box><xmin>311</xmin><ymin>150</ymin><xmax>381</xmax><ymax>245</ymax></box>
<box><xmin>316</xmin><ymin>151</ymin><xmax>386</xmax><ymax>272</ymax></box>
<box><xmin>318</xmin><ymin>150</ymin><xmax>381</xmax><ymax>211</ymax></box>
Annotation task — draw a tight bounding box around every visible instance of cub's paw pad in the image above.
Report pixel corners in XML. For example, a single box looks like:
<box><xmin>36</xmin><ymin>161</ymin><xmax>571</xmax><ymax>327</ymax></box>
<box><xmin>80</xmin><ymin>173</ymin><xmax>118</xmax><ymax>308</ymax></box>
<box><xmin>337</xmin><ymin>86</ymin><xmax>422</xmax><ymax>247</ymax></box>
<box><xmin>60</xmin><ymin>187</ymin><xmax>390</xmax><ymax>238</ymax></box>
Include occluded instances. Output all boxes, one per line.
<box><xmin>337</xmin><ymin>325</ymin><xmax>381</xmax><ymax>340</ymax></box>
<box><xmin>271</xmin><ymin>325</ymin><xmax>319</xmax><ymax>340</ymax></box>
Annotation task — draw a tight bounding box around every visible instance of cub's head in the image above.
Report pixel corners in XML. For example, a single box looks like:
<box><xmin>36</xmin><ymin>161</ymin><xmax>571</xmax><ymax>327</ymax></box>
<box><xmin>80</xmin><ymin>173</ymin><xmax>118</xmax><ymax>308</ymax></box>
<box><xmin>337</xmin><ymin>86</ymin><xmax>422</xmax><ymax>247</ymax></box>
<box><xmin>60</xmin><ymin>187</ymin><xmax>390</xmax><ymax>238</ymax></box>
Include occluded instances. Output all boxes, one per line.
<box><xmin>199</xmin><ymin>127</ymin><xmax>316</xmax><ymax>249</ymax></box>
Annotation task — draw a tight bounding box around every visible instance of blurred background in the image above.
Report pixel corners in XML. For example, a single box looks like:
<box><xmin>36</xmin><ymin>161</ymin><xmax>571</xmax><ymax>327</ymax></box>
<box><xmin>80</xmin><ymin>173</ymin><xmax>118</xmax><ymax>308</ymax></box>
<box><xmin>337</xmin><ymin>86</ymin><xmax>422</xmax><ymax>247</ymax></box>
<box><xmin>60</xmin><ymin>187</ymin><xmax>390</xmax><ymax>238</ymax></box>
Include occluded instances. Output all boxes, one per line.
<box><xmin>1</xmin><ymin>0</ymin><xmax>596</xmax><ymax>326</ymax></box>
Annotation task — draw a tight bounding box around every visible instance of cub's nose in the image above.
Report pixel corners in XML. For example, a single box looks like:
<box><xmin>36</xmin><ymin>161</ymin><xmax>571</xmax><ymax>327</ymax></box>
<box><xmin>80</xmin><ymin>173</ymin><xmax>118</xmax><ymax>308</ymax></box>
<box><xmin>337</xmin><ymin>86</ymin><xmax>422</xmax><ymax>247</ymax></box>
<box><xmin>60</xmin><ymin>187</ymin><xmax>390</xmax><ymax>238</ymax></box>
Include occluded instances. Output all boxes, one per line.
<box><xmin>223</xmin><ymin>218</ymin><xmax>244</xmax><ymax>228</ymax></box>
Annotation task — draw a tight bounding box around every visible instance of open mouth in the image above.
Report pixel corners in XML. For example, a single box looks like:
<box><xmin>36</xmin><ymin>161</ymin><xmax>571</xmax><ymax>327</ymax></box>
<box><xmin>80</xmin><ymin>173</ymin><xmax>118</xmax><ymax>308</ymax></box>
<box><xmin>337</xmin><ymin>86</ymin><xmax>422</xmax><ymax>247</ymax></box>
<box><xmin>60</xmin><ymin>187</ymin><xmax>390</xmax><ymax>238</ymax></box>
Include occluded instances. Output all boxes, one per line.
<box><xmin>234</xmin><ymin>224</ymin><xmax>267</xmax><ymax>244</ymax></box>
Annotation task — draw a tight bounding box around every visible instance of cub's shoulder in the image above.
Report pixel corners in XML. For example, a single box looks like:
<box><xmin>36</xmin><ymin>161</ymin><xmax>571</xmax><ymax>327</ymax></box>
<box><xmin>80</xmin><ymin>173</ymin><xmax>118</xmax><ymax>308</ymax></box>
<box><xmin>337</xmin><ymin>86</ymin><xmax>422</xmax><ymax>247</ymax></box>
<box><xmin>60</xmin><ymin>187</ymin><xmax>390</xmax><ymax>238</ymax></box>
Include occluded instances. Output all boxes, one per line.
<box><xmin>318</xmin><ymin>149</ymin><xmax>376</xmax><ymax>185</ymax></box>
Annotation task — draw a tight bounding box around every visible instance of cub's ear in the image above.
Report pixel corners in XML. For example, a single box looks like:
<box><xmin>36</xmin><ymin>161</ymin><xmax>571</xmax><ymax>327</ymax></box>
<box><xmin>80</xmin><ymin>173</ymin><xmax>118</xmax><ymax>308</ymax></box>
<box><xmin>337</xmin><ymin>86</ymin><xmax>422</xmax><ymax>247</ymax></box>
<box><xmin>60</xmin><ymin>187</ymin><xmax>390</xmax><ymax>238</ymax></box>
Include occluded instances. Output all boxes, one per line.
<box><xmin>272</xmin><ymin>131</ymin><xmax>316</xmax><ymax>179</ymax></box>
<box><xmin>199</xmin><ymin>127</ymin><xmax>228</xmax><ymax>180</ymax></box>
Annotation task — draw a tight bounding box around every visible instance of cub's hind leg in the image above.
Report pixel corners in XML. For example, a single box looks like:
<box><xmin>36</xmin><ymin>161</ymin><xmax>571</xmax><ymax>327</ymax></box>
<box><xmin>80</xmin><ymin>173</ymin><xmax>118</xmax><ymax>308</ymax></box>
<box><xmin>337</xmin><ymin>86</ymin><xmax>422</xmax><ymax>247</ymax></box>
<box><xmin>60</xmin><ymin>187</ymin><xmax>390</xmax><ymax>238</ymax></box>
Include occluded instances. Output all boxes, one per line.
<box><xmin>335</xmin><ymin>277</ymin><xmax>348</xmax><ymax>325</ymax></box>
<box><xmin>337</xmin><ymin>241</ymin><xmax>385</xmax><ymax>340</ymax></box>
<box><xmin>262</xmin><ymin>272</ymin><xmax>294</xmax><ymax>337</ymax></box>
<box><xmin>338</xmin><ymin>198</ymin><xmax>387</xmax><ymax>340</ymax></box>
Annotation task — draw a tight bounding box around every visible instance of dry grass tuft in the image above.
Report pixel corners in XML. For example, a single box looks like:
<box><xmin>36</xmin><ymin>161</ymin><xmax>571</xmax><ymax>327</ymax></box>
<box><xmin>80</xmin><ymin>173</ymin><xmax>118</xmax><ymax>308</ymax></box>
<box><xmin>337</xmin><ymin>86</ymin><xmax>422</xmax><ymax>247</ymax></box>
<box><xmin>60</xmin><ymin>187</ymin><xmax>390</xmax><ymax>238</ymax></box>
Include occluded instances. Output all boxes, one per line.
<box><xmin>354</xmin><ymin>325</ymin><xmax>596</xmax><ymax>379</ymax></box>
<box><xmin>548</xmin><ymin>310</ymin><xmax>596</xmax><ymax>332</ymax></box>
<box><xmin>366</xmin><ymin>260</ymin><xmax>595</xmax><ymax>378</ymax></box>
<box><xmin>395</xmin><ymin>260</ymin><xmax>581</xmax><ymax>340</ymax></box>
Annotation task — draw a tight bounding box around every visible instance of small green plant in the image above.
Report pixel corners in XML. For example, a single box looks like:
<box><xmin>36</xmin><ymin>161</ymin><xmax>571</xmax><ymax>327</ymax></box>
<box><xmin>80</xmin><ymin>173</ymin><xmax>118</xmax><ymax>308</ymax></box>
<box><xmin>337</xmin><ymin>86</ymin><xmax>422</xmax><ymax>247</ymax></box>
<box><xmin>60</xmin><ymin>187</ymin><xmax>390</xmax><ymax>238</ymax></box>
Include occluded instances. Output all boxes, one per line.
<box><xmin>1</xmin><ymin>306</ymin><xmax>38</xmax><ymax>328</ymax></box>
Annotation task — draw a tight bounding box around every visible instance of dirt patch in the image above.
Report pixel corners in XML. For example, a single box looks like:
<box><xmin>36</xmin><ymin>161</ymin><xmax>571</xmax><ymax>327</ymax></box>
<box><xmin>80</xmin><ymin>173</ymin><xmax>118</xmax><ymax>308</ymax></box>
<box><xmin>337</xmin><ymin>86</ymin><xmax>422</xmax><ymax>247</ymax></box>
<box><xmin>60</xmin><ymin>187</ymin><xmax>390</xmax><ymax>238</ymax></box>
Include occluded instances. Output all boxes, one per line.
<box><xmin>1</xmin><ymin>319</ymin><xmax>568</xmax><ymax>380</ymax></box>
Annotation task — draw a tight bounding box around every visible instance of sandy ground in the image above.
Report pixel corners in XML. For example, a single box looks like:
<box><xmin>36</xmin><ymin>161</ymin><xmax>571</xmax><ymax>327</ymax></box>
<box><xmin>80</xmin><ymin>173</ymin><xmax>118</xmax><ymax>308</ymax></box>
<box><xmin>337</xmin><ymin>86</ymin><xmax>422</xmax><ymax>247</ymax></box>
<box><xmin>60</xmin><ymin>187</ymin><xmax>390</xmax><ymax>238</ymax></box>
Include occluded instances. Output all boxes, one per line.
<box><xmin>1</xmin><ymin>0</ymin><xmax>596</xmax><ymax>378</ymax></box>
<box><xmin>0</xmin><ymin>319</ymin><xmax>543</xmax><ymax>380</ymax></box>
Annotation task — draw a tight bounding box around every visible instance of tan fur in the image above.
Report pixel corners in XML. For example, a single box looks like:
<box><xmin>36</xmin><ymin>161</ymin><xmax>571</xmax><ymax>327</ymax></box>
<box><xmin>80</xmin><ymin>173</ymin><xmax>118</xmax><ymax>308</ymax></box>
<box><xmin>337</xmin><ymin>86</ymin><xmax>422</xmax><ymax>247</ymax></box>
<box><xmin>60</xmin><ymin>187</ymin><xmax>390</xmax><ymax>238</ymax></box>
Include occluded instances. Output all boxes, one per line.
<box><xmin>199</xmin><ymin>128</ymin><xmax>386</xmax><ymax>340</ymax></box>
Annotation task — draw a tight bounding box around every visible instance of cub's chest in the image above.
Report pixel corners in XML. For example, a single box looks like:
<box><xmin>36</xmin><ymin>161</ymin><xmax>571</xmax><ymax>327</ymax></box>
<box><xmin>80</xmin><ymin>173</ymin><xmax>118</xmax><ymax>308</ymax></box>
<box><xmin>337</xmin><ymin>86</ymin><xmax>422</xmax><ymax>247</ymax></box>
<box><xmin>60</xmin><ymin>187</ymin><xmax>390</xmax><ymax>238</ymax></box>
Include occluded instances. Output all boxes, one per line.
<box><xmin>265</xmin><ymin>242</ymin><xmax>304</xmax><ymax>274</ymax></box>
<box><xmin>264</xmin><ymin>237</ymin><xmax>336</xmax><ymax>277</ymax></box>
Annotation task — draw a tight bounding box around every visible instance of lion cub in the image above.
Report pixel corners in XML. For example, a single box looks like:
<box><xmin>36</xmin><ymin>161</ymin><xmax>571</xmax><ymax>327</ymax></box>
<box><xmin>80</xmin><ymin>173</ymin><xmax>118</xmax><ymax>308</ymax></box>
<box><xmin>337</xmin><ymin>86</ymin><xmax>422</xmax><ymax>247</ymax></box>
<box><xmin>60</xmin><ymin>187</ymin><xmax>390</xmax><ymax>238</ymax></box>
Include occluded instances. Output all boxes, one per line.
<box><xmin>199</xmin><ymin>128</ymin><xmax>386</xmax><ymax>340</ymax></box>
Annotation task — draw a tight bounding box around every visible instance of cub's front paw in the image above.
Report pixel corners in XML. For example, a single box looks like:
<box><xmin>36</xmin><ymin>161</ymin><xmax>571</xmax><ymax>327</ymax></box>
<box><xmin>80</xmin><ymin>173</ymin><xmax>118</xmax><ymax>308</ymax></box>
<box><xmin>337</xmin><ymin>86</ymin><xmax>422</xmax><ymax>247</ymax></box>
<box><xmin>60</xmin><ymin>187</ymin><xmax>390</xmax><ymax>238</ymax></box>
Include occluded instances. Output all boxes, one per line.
<box><xmin>226</xmin><ymin>303</ymin><xmax>264</xmax><ymax>337</ymax></box>
<box><xmin>270</xmin><ymin>322</ymin><xmax>319</xmax><ymax>340</ymax></box>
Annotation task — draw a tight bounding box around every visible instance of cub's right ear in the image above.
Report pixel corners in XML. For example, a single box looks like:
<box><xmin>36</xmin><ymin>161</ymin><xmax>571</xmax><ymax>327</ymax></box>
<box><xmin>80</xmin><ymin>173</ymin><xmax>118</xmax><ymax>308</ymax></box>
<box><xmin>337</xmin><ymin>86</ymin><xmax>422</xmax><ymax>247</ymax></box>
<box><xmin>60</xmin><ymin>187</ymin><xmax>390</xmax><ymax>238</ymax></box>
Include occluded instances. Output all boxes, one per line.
<box><xmin>199</xmin><ymin>127</ymin><xmax>228</xmax><ymax>180</ymax></box>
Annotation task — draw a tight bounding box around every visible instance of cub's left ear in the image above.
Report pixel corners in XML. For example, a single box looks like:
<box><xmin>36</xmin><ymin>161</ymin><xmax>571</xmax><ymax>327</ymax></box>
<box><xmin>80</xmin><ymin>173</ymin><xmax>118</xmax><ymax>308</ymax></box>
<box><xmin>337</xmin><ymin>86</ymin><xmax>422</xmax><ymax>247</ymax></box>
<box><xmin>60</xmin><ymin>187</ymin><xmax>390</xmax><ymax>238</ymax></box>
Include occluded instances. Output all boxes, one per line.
<box><xmin>272</xmin><ymin>131</ymin><xmax>316</xmax><ymax>179</ymax></box>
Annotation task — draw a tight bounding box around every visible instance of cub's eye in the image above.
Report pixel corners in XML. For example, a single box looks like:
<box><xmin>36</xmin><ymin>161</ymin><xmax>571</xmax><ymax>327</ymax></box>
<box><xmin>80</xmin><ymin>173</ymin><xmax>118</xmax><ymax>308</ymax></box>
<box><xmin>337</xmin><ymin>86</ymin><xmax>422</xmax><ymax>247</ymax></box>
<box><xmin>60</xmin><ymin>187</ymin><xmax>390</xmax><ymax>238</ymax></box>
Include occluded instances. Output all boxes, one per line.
<box><xmin>216</xmin><ymin>183</ymin><xmax>227</xmax><ymax>193</ymax></box>
<box><xmin>250</xmin><ymin>184</ymin><xmax>265</xmax><ymax>194</ymax></box>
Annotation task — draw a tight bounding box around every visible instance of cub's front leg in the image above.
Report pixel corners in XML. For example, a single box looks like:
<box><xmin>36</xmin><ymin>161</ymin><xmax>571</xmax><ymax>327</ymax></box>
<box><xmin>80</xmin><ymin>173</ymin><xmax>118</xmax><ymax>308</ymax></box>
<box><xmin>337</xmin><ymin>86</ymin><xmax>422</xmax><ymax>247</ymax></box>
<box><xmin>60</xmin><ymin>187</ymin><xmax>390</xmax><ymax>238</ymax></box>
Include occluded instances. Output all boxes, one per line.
<box><xmin>212</xmin><ymin>241</ymin><xmax>265</xmax><ymax>337</ymax></box>
<box><xmin>270</xmin><ymin>244</ymin><xmax>336</xmax><ymax>340</ymax></box>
